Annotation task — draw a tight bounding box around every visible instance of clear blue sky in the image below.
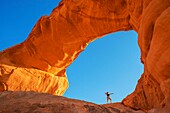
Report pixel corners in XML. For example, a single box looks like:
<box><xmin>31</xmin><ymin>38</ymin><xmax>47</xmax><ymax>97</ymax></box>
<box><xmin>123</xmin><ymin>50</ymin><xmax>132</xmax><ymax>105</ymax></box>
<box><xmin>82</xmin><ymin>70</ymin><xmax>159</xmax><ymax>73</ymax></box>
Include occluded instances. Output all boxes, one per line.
<box><xmin>0</xmin><ymin>0</ymin><xmax>143</xmax><ymax>104</ymax></box>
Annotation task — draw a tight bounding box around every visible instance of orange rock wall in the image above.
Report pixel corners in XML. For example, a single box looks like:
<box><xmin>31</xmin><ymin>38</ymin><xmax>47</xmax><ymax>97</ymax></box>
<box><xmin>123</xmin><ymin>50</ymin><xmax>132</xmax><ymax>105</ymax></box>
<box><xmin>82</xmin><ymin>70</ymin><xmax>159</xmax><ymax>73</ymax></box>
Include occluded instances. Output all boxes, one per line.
<box><xmin>0</xmin><ymin>0</ymin><xmax>170</xmax><ymax>111</ymax></box>
<box><xmin>123</xmin><ymin>0</ymin><xmax>170</xmax><ymax>110</ymax></box>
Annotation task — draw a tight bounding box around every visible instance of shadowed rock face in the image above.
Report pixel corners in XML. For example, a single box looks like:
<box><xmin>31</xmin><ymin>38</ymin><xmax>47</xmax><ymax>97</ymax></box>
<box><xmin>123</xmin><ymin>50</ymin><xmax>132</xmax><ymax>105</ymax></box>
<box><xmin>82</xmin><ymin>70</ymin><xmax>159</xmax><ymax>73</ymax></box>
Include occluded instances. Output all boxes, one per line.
<box><xmin>0</xmin><ymin>0</ymin><xmax>170</xmax><ymax>111</ymax></box>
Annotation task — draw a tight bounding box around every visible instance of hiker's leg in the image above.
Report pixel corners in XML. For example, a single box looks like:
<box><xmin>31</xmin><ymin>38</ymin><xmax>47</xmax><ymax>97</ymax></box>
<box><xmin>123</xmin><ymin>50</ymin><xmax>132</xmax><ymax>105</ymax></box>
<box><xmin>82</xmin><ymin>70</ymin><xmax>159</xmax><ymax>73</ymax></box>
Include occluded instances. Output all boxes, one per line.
<box><xmin>110</xmin><ymin>98</ymin><xmax>112</xmax><ymax>103</ymax></box>
<box><xmin>107</xmin><ymin>97</ymin><xmax>109</xmax><ymax>103</ymax></box>
<box><xmin>108</xmin><ymin>97</ymin><xmax>112</xmax><ymax>103</ymax></box>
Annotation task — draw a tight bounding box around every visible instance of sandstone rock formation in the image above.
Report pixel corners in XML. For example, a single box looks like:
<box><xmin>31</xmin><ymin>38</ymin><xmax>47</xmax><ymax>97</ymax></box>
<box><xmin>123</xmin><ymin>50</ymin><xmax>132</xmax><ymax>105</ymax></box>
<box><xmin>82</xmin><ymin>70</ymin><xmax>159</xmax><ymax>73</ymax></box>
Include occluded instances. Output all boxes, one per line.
<box><xmin>0</xmin><ymin>0</ymin><xmax>170</xmax><ymax>112</ymax></box>
<box><xmin>0</xmin><ymin>91</ymin><xmax>145</xmax><ymax>113</ymax></box>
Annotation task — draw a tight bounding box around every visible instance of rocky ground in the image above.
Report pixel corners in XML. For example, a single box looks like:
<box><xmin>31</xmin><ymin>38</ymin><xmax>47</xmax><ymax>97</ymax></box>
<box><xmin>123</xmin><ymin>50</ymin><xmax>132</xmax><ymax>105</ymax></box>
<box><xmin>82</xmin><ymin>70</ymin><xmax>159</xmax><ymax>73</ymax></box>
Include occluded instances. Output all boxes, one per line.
<box><xmin>0</xmin><ymin>91</ymin><xmax>145</xmax><ymax>113</ymax></box>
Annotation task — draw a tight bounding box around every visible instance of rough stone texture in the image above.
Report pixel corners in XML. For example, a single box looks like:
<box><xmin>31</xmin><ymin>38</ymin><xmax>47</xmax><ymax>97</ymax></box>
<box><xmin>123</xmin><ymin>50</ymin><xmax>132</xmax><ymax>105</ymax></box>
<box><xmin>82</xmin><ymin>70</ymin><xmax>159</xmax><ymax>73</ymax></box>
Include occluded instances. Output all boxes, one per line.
<box><xmin>0</xmin><ymin>91</ymin><xmax>145</xmax><ymax>113</ymax></box>
<box><xmin>0</xmin><ymin>64</ymin><xmax>68</xmax><ymax>95</ymax></box>
<box><xmin>0</xmin><ymin>0</ymin><xmax>170</xmax><ymax>112</ymax></box>
<box><xmin>123</xmin><ymin>0</ymin><xmax>170</xmax><ymax>111</ymax></box>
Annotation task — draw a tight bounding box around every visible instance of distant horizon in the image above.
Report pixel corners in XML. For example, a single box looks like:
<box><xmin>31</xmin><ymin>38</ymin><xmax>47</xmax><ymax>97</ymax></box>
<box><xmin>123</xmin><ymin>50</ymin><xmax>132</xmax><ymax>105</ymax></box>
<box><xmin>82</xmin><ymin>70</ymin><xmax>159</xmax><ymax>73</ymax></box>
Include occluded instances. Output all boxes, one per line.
<box><xmin>0</xmin><ymin>0</ymin><xmax>143</xmax><ymax>104</ymax></box>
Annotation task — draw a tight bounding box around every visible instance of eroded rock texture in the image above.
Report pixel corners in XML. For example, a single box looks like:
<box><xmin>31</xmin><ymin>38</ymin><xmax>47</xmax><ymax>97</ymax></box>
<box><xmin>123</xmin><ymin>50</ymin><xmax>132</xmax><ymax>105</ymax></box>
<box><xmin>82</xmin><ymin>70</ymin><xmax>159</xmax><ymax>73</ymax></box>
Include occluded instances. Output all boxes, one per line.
<box><xmin>0</xmin><ymin>0</ymin><xmax>170</xmax><ymax>112</ymax></box>
<box><xmin>0</xmin><ymin>91</ymin><xmax>145</xmax><ymax>113</ymax></box>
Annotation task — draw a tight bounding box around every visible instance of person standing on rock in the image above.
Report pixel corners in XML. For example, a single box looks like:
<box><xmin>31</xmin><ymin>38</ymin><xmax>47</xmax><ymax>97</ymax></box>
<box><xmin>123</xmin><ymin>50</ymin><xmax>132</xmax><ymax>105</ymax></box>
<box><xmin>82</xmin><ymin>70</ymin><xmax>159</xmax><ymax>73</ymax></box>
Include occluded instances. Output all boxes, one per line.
<box><xmin>105</xmin><ymin>92</ymin><xmax>113</xmax><ymax>103</ymax></box>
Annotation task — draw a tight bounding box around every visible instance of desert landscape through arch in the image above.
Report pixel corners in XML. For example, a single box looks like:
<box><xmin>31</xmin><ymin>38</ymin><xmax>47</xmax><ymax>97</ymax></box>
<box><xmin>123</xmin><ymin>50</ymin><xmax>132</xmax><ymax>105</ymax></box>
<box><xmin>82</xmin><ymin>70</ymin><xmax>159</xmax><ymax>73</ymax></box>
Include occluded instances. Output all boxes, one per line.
<box><xmin>0</xmin><ymin>0</ymin><xmax>170</xmax><ymax>112</ymax></box>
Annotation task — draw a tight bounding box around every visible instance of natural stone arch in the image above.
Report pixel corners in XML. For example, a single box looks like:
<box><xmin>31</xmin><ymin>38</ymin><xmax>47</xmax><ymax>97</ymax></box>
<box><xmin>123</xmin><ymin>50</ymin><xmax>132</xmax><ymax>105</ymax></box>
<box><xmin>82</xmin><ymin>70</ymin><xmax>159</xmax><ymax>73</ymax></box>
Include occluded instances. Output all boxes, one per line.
<box><xmin>0</xmin><ymin>0</ymin><xmax>170</xmax><ymax>111</ymax></box>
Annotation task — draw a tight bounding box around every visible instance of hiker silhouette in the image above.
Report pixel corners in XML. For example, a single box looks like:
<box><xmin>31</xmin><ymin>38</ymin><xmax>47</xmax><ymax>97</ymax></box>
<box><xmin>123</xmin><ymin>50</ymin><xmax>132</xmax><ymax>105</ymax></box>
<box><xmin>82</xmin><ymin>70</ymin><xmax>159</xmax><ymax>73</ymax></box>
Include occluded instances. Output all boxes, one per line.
<box><xmin>105</xmin><ymin>92</ymin><xmax>113</xmax><ymax>103</ymax></box>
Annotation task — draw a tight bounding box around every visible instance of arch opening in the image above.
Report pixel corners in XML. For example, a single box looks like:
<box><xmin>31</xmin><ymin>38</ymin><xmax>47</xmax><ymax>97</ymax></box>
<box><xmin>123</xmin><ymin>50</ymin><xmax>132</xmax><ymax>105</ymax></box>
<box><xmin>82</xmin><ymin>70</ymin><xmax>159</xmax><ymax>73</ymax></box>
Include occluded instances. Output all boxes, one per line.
<box><xmin>64</xmin><ymin>30</ymin><xmax>143</xmax><ymax>104</ymax></box>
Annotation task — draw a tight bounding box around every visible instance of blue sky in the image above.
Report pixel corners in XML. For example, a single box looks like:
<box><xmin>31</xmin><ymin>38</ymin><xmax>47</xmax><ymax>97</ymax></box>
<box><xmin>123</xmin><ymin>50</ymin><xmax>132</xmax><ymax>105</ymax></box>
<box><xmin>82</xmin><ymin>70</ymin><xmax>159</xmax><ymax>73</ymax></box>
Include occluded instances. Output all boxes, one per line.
<box><xmin>0</xmin><ymin>0</ymin><xmax>143</xmax><ymax>104</ymax></box>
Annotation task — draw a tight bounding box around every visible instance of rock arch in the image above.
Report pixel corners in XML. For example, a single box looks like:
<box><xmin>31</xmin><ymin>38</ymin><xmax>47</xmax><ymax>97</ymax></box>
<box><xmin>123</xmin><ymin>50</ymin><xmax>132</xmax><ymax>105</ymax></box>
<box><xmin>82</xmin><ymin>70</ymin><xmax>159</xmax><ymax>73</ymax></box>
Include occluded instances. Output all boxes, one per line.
<box><xmin>0</xmin><ymin>0</ymin><xmax>170</xmax><ymax>111</ymax></box>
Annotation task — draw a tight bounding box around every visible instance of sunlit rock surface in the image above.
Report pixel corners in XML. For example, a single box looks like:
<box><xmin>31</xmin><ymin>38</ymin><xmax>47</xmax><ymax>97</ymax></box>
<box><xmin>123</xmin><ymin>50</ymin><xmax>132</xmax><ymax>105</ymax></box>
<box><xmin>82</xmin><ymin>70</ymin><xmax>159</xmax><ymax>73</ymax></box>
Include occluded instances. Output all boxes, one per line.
<box><xmin>0</xmin><ymin>64</ymin><xmax>67</xmax><ymax>95</ymax></box>
<box><xmin>0</xmin><ymin>91</ymin><xmax>145</xmax><ymax>113</ymax></box>
<box><xmin>0</xmin><ymin>0</ymin><xmax>170</xmax><ymax>112</ymax></box>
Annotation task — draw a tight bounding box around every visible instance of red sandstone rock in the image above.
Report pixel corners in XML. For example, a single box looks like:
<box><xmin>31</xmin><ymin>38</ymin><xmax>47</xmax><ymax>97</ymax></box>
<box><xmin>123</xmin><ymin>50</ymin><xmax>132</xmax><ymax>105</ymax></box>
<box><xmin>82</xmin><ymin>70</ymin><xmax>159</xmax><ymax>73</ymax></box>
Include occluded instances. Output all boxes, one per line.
<box><xmin>123</xmin><ymin>0</ymin><xmax>170</xmax><ymax>111</ymax></box>
<box><xmin>0</xmin><ymin>91</ymin><xmax>145</xmax><ymax>113</ymax></box>
<box><xmin>0</xmin><ymin>64</ymin><xmax>68</xmax><ymax>95</ymax></box>
<box><xmin>0</xmin><ymin>0</ymin><xmax>170</xmax><ymax>112</ymax></box>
